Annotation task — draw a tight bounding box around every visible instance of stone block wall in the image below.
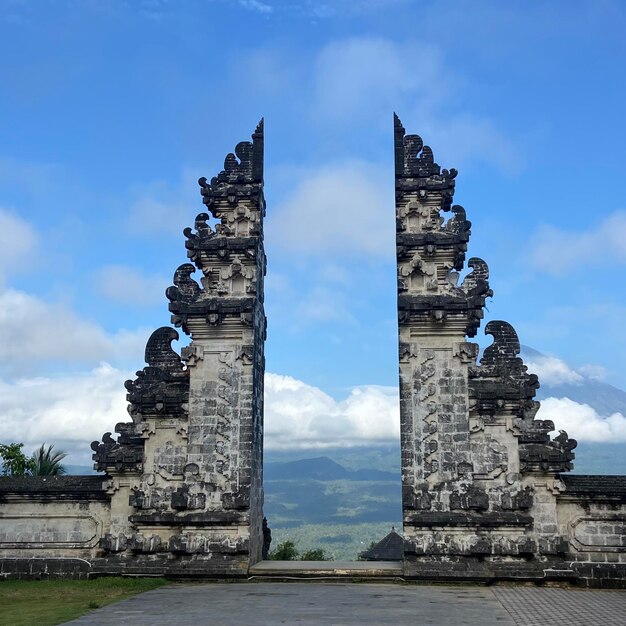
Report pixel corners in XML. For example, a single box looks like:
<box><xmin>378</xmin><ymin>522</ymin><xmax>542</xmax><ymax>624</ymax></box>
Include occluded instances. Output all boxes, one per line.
<box><xmin>556</xmin><ymin>475</ymin><xmax>626</xmax><ymax>587</ymax></box>
<box><xmin>90</xmin><ymin>121</ymin><xmax>266</xmax><ymax>576</ymax></box>
<box><xmin>1</xmin><ymin>118</ymin><xmax>625</xmax><ymax>587</ymax></box>
<box><xmin>0</xmin><ymin>476</ymin><xmax>110</xmax><ymax>579</ymax></box>
<box><xmin>394</xmin><ymin>115</ymin><xmax>626</xmax><ymax>587</ymax></box>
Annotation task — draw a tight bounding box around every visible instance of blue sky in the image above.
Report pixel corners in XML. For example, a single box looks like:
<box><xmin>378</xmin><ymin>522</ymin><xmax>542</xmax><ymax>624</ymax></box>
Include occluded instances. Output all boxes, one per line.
<box><xmin>1</xmin><ymin>0</ymin><xmax>625</xmax><ymax>462</ymax></box>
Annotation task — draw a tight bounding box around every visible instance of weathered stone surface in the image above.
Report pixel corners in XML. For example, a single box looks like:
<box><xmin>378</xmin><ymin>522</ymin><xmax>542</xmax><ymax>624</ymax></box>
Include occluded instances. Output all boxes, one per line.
<box><xmin>395</xmin><ymin>114</ymin><xmax>624</xmax><ymax>587</ymax></box>
<box><xmin>88</xmin><ymin>121</ymin><xmax>267</xmax><ymax>574</ymax></box>
<box><xmin>1</xmin><ymin>117</ymin><xmax>625</xmax><ymax>587</ymax></box>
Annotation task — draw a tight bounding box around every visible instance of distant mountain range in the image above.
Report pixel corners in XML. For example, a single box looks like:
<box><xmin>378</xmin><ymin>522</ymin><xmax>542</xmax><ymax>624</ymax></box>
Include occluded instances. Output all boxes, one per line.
<box><xmin>265</xmin><ymin>456</ymin><xmax>397</xmax><ymax>482</ymax></box>
<box><xmin>522</xmin><ymin>345</ymin><xmax>626</xmax><ymax>416</ymax></box>
<box><xmin>264</xmin><ymin>455</ymin><xmax>401</xmax><ymax>529</ymax></box>
<box><xmin>536</xmin><ymin>379</ymin><xmax>626</xmax><ymax>416</ymax></box>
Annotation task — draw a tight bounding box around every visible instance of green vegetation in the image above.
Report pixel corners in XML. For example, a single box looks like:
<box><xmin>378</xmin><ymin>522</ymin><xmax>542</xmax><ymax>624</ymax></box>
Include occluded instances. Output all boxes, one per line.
<box><xmin>270</xmin><ymin>522</ymin><xmax>401</xmax><ymax>561</ymax></box>
<box><xmin>0</xmin><ymin>443</ymin><xmax>35</xmax><ymax>476</ymax></box>
<box><xmin>269</xmin><ymin>540</ymin><xmax>299</xmax><ymax>560</ymax></box>
<box><xmin>269</xmin><ymin>540</ymin><xmax>329</xmax><ymax>561</ymax></box>
<box><xmin>263</xmin><ymin>450</ymin><xmax>402</xmax><ymax>560</ymax></box>
<box><xmin>265</xmin><ymin>477</ymin><xmax>401</xmax><ymax>527</ymax></box>
<box><xmin>300</xmin><ymin>548</ymin><xmax>328</xmax><ymax>561</ymax></box>
<box><xmin>0</xmin><ymin>577</ymin><xmax>167</xmax><ymax>626</ymax></box>
<box><xmin>0</xmin><ymin>442</ymin><xmax>68</xmax><ymax>477</ymax></box>
<box><xmin>31</xmin><ymin>444</ymin><xmax>68</xmax><ymax>476</ymax></box>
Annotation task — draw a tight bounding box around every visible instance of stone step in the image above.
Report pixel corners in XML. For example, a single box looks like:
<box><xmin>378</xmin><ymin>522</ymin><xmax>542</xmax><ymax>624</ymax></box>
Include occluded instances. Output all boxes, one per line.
<box><xmin>543</xmin><ymin>568</ymin><xmax>578</xmax><ymax>580</ymax></box>
<box><xmin>248</xmin><ymin>560</ymin><xmax>404</xmax><ymax>579</ymax></box>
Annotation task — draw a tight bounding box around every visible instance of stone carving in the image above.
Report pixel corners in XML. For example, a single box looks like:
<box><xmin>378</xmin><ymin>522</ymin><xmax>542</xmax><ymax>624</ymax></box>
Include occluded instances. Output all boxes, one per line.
<box><xmin>166</xmin><ymin>264</ymin><xmax>201</xmax><ymax>302</ymax></box>
<box><xmin>88</xmin><ymin>122</ymin><xmax>266</xmax><ymax>573</ymax></box>
<box><xmin>461</xmin><ymin>258</ymin><xmax>492</xmax><ymax>300</ymax></box>
<box><xmin>3</xmin><ymin>117</ymin><xmax>626</xmax><ymax>588</ymax></box>
<box><xmin>197</xmin><ymin>119</ymin><xmax>264</xmax><ymax>215</ymax></box>
<box><xmin>125</xmin><ymin>326</ymin><xmax>189</xmax><ymax>419</ymax></box>
<box><xmin>471</xmin><ymin>321</ymin><xmax>577</xmax><ymax>473</ymax></box>
<box><xmin>396</xmin><ymin>115</ymin><xmax>585</xmax><ymax>581</ymax></box>
<box><xmin>90</xmin><ymin>428</ymin><xmax>143</xmax><ymax>473</ymax></box>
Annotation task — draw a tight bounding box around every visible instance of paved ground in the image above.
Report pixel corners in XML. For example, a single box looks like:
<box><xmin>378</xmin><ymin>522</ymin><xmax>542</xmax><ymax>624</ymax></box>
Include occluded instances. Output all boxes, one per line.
<box><xmin>64</xmin><ymin>582</ymin><xmax>626</xmax><ymax>626</ymax></box>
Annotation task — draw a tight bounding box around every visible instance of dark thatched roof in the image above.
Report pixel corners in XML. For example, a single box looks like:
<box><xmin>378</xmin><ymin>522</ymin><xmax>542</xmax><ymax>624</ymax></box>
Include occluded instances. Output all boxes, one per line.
<box><xmin>359</xmin><ymin>527</ymin><xmax>403</xmax><ymax>561</ymax></box>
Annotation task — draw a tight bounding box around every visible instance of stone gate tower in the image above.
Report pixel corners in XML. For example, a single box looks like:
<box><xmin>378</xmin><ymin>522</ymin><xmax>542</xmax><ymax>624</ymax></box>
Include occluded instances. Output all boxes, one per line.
<box><xmin>1</xmin><ymin>117</ymin><xmax>625</xmax><ymax>587</ymax></box>
<box><xmin>89</xmin><ymin>121</ymin><xmax>267</xmax><ymax>576</ymax></box>
<box><xmin>395</xmin><ymin>114</ymin><xmax>580</xmax><ymax>580</ymax></box>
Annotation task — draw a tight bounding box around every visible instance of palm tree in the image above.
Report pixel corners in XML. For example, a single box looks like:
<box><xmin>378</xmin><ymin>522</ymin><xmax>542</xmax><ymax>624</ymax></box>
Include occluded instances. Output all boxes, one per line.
<box><xmin>31</xmin><ymin>444</ymin><xmax>68</xmax><ymax>476</ymax></box>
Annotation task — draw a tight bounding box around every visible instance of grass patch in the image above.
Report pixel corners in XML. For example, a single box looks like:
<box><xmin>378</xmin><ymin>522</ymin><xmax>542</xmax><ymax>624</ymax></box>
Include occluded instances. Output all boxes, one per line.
<box><xmin>0</xmin><ymin>577</ymin><xmax>168</xmax><ymax>626</ymax></box>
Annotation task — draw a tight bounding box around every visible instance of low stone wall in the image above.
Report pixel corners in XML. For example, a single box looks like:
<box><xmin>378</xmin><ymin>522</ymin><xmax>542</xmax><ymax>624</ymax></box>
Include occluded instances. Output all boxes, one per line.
<box><xmin>1</xmin><ymin>473</ymin><xmax>626</xmax><ymax>585</ymax></box>
<box><xmin>0</xmin><ymin>475</ymin><xmax>110</xmax><ymax>579</ymax></box>
<box><xmin>0</xmin><ymin>475</ymin><xmax>253</xmax><ymax>579</ymax></box>
<box><xmin>558</xmin><ymin>475</ymin><xmax>626</xmax><ymax>588</ymax></box>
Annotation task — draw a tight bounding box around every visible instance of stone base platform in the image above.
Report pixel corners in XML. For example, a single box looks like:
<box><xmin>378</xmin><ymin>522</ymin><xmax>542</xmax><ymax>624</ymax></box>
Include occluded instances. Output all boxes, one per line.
<box><xmin>248</xmin><ymin>560</ymin><xmax>403</xmax><ymax>580</ymax></box>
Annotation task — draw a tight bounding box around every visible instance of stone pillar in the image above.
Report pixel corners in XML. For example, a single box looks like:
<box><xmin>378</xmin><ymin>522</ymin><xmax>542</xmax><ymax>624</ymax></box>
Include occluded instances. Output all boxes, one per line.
<box><xmin>91</xmin><ymin>122</ymin><xmax>266</xmax><ymax>576</ymax></box>
<box><xmin>168</xmin><ymin>120</ymin><xmax>266</xmax><ymax>569</ymax></box>
<box><xmin>395</xmin><ymin>114</ymin><xmax>486</xmax><ymax>563</ymax></box>
<box><xmin>395</xmin><ymin>115</ymin><xmax>576</xmax><ymax>581</ymax></box>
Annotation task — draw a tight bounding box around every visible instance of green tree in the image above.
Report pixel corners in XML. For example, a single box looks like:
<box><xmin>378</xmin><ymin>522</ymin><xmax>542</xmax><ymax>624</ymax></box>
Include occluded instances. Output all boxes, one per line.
<box><xmin>269</xmin><ymin>540</ymin><xmax>299</xmax><ymax>560</ymax></box>
<box><xmin>31</xmin><ymin>444</ymin><xmax>68</xmax><ymax>476</ymax></box>
<box><xmin>358</xmin><ymin>541</ymin><xmax>378</xmax><ymax>560</ymax></box>
<box><xmin>0</xmin><ymin>443</ymin><xmax>35</xmax><ymax>476</ymax></box>
<box><xmin>300</xmin><ymin>548</ymin><xmax>328</xmax><ymax>561</ymax></box>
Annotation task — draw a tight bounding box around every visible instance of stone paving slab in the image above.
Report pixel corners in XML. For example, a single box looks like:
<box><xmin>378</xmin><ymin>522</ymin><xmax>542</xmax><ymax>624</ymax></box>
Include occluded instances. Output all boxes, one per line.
<box><xmin>492</xmin><ymin>586</ymin><xmax>626</xmax><ymax>626</ymax></box>
<box><xmin>63</xmin><ymin>582</ymin><xmax>626</xmax><ymax>626</ymax></box>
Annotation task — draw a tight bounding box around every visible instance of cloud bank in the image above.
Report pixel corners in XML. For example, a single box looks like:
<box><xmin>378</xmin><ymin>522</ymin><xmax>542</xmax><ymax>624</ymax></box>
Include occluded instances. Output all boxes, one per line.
<box><xmin>537</xmin><ymin>397</ymin><xmax>626</xmax><ymax>443</ymax></box>
<box><xmin>265</xmin><ymin>373</ymin><xmax>399</xmax><ymax>449</ymax></box>
<box><xmin>524</xmin><ymin>353</ymin><xmax>585</xmax><ymax>386</ymax></box>
<box><xmin>266</xmin><ymin>161</ymin><xmax>394</xmax><ymax>259</ymax></box>
<box><xmin>3</xmin><ymin>363</ymin><xmax>624</xmax><ymax>469</ymax></box>
<box><xmin>0</xmin><ymin>288</ymin><xmax>148</xmax><ymax>377</ymax></box>
<box><xmin>0</xmin><ymin>369</ymin><xmax>400</xmax><ymax>466</ymax></box>
<box><xmin>0</xmin><ymin>363</ymin><xmax>130</xmax><ymax>466</ymax></box>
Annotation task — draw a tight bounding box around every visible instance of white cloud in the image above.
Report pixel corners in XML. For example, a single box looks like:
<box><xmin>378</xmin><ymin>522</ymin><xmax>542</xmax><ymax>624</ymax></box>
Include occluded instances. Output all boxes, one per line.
<box><xmin>0</xmin><ymin>288</ymin><xmax>149</xmax><ymax>376</ymax></box>
<box><xmin>96</xmin><ymin>265</ymin><xmax>168</xmax><ymax>306</ymax></box>
<box><xmin>524</xmin><ymin>353</ymin><xmax>584</xmax><ymax>386</ymax></box>
<box><xmin>530</xmin><ymin>210</ymin><xmax>626</xmax><ymax>275</ymax></box>
<box><xmin>2</xmin><ymin>361</ymin><xmax>622</xmax><ymax>467</ymax></box>
<box><xmin>239</xmin><ymin>0</ymin><xmax>273</xmax><ymax>14</ymax></box>
<box><xmin>539</xmin><ymin>396</ymin><xmax>626</xmax><ymax>443</ymax></box>
<box><xmin>308</xmin><ymin>37</ymin><xmax>520</xmax><ymax>173</ymax></box>
<box><xmin>0</xmin><ymin>370</ymin><xmax>401</xmax><ymax>466</ymax></box>
<box><xmin>577</xmin><ymin>364</ymin><xmax>607</xmax><ymax>381</ymax></box>
<box><xmin>0</xmin><ymin>363</ymin><xmax>130</xmax><ymax>466</ymax></box>
<box><xmin>523</xmin><ymin>350</ymin><xmax>608</xmax><ymax>387</ymax></box>
<box><xmin>266</xmin><ymin>161</ymin><xmax>394</xmax><ymax>258</ymax></box>
<box><xmin>312</xmin><ymin>38</ymin><xmax>448</xmax><ymax>127</ymax></box>
<box><xmin>265</xmin><ymin>373</ymin><xmax>399</xmax><ymax>449</ymax></box>
<box><xmin>0</xmin><ymin>208</ymin><xmax>38</xmax><ymax>284</ymax></box>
